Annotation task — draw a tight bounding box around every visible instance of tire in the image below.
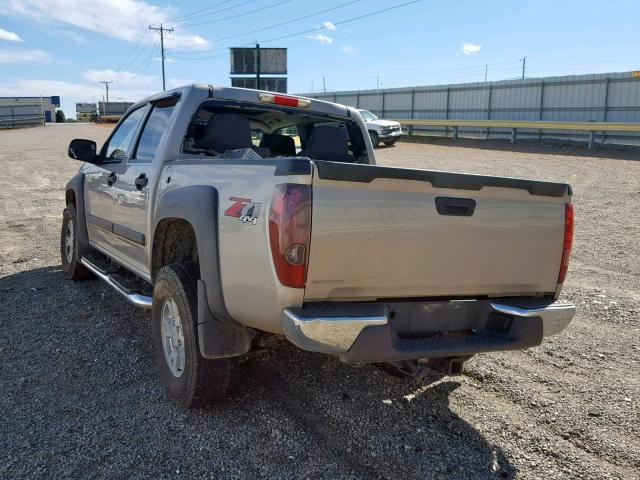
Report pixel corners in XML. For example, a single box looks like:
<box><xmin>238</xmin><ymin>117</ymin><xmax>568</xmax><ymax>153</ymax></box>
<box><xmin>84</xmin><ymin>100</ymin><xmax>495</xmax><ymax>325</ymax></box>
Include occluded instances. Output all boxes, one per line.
<box><xmin>369</xmin><ymin>130</ymin><xmax>380</xmax><ymax>148</ymax></box>
<box><xmin>383</xmin><ymin>140</ymin><xmax>397</xmax><ymax>147</ymax></box>
<box><xmin>152</xmin><ymin>262</ymin><xmax>230</xmax><ymax>408</ymax></box>
<box><xmin>61</xmin><ymin>204</ymin><xmax>93</xmax><ymax>281</ymax></box>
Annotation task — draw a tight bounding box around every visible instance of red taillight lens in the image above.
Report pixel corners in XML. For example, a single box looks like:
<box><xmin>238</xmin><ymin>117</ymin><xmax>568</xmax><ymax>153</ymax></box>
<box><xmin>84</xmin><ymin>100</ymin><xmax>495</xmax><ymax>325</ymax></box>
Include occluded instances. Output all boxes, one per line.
<box><xmin>558</xmin><ymin>203</ymin><xmax>574</xmax><ymax>284</ymax></box>
<box><xmin>258</xmin><ymin>93</ymin><xmax>311</xmax><ymax>108</ymax></box>
<box><xmin>269</xmin><ymin>184</ymin><xmax>312</xmax><ymax>288</ymax></box>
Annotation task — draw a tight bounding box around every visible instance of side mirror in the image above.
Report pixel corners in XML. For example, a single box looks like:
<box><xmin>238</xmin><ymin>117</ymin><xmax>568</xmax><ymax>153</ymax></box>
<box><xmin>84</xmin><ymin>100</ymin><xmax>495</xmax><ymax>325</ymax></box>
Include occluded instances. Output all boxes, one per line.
<box><xmin>68</xmin><ymin>139</ymin><xmax>98</xmax><ymax>163</ymax></box>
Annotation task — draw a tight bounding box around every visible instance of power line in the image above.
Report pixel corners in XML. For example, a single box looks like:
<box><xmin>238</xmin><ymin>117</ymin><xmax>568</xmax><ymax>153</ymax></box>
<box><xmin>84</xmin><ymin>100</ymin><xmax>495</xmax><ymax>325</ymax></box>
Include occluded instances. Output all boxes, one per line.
<box><xmin>129</xmin><ymin>40</ymin><xmax>159</xmax><ymax>76</ymax></box>
<box><xmin>166</xmin><ymin>0</ymin><xmax>422</xmax><ymax>61</ymax></box>
<box><xmin>116</xmin><ymin>29</ymin><xmax>150</xmax><ymax>72</ymax></box>
<box><xmin>169</xmin><ymin>0</ymin><xmax>363</xmax><ymax>53</ymax></box>
<box><xmin>178</xmin><ymin>0</ymin><xmax>293</xmax><ymax>28</ymax></box>
<box><xmin>260</xmin><ymin>0</ymin><xmax>422</xmax><ymax>45</ymax></box>
<box><xmin>171</xmin><ymin>0</ymin><xmax>259</xmax><ymax>24</ymax></box>
<box><xmin>171</xmin><ymin>0</ymin><xmax>237</xmax><ymax>22</ymax></box>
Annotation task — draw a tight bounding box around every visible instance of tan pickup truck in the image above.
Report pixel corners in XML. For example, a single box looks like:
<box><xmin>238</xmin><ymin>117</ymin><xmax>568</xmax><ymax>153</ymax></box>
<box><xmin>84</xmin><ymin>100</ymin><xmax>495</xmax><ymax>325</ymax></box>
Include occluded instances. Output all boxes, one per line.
<box><xmin>62</xmin><ymin>85</ymin><xmax>576</xmax><ymax>407</ymax></box>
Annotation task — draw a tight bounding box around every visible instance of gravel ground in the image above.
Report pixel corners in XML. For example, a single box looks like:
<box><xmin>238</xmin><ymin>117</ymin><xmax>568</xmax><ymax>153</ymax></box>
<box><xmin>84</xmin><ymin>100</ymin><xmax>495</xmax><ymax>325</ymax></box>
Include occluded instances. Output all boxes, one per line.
<box><xmin>1</xmin><ymin>124</ymin><xmax>639</xmax><ymax>479</ymax></box>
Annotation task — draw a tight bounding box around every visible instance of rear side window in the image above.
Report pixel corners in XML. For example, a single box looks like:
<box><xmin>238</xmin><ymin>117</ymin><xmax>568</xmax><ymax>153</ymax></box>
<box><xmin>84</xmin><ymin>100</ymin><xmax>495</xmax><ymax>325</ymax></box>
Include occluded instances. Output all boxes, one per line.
<box><xmin>134</xmin><ymin>105</ymin><xmax>175</xmax><ymax>162</ymax></box>
<box><xmin>103</xmin><ymin>107</ymin><xmax>145</xmax><ymax>162</ymax></box>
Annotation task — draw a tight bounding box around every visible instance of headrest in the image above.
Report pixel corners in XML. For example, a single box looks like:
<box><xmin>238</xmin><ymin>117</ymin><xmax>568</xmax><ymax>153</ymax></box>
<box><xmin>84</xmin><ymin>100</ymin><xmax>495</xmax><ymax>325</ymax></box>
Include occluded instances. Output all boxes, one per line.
<box><xmin>195</xmin><ymin>113</ymin><xmax>253</xmax><ymax>152</ymax></box>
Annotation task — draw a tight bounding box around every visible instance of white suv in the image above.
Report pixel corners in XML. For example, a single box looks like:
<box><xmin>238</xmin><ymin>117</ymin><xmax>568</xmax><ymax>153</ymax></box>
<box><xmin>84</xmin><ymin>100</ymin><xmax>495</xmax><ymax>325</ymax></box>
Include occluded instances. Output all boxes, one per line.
<box><xmin>358</xmin><ymin>109</ymin><xmax>405</xmax><ymax>148</ymax></box>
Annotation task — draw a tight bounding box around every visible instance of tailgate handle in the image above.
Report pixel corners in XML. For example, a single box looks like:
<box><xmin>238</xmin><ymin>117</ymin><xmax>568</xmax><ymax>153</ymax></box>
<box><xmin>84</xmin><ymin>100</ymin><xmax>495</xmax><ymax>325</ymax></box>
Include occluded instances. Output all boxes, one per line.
<box><xmin>435</xmin><ymin>197</ymin><xmax>476</xmax><ymax>216</ymax></box>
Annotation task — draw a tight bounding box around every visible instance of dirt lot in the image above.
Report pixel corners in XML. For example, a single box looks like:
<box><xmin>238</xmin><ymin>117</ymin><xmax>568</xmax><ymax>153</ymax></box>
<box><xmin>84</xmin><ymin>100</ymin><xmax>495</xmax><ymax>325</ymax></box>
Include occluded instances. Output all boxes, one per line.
<box><xmin>1</xmin><ymin>124</ymin><xmax>639</xmax><ymax>479</ymax></box>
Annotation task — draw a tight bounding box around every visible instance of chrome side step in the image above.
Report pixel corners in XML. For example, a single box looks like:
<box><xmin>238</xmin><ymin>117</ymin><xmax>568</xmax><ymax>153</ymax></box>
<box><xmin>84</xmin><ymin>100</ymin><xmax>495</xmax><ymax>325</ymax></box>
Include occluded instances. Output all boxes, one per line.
<box><xmin>81</xmin><ymin>257</ymin><xmax>153</xmax><ymax>309</ymax></box>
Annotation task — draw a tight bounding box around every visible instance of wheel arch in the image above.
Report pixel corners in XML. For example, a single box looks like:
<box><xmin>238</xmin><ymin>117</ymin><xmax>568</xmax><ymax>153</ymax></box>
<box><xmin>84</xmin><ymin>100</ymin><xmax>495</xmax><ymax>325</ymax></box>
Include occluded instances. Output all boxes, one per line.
<box><xmin>152</xmin><ymin>186</ymin><xmax>251</xmax><ymax>359</ymax></box>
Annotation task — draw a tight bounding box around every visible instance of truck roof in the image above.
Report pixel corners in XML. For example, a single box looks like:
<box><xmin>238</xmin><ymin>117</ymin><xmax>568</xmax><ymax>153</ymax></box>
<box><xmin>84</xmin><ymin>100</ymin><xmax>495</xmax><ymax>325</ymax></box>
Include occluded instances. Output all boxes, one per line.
<box><xmin>132</xmin><ymin>84</ymin><xmax>350</xmax><ymax>118</ymax></box>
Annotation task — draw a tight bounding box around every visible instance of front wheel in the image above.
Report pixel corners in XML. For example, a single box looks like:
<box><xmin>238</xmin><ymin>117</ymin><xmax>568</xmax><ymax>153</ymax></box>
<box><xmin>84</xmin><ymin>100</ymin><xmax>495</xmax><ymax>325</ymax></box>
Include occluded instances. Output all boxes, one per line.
<box><xmin>369</xmin><ymin>130</ymin><xmax>380</xmax><ymax>148</ymax></box>
<box><xmin>383</xmin><ymin>140</ymin><xmax>397</xmax><ymax>147</ymax></box>
<box><xmin>61</xmin><ymin>204</ymin><xmax>93</xmax><ymax>281</ymax></box>
<box><xmin>152</xmin><ymin>262</ymin><xmax>230</xmax><ymax>408</ymax></box>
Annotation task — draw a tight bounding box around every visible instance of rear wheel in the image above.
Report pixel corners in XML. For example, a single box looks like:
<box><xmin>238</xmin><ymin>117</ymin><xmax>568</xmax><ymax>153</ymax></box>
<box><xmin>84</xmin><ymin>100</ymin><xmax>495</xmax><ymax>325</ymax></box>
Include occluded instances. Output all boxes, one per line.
<box><xmin>152</xmin><ymin>262</ymin><xmax>230</xmax><ymax>408</ymax></box>
<box><xmin>61</xmin><ymin>204</ymin><xmax>93</xmax><ymax>281</ymax></box>
<box><xmin>369</xmin><ymin>130</ymin><xmax>380</xmax><ymax>148</ymax></box>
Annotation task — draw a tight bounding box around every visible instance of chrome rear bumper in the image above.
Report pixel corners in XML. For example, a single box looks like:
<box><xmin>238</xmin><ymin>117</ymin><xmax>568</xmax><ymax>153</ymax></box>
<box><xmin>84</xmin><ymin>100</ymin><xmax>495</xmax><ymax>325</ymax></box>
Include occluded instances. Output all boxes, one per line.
<box><xmin>283</xmin><ymin>298</ymin><xmax>576</xmax><ymax>361</ymax></box>
<box><xmin>490</xmin><ymin>300</ymin><xmax>575</xmax><ymax>337</ymax></box>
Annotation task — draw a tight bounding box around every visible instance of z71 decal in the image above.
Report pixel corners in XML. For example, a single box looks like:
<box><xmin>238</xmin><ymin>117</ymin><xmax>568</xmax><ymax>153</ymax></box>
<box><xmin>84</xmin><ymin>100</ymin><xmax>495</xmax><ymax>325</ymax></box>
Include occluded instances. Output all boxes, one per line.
<box><xmin>224</xmin><ymin>197</ymin><xmax>262</xmax><ymax>225</ymax></box>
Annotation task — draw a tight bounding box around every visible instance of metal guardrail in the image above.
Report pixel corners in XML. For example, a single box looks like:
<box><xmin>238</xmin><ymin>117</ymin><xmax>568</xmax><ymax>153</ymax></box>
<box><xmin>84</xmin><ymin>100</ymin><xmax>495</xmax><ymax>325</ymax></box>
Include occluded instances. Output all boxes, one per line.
<box><xmin>0</xmin><ymin>115</ymin><xmax>45</xmax><ymax>129</ymax></box>
<box><xmin>393</xmin><ymin>119</ymin><xmax>640</xmax><ymax>148</ymax></box>
<box><xmin>99</xmin><ymin>115</ymin><xmax>122</xmax><ymax>123</ymax></box>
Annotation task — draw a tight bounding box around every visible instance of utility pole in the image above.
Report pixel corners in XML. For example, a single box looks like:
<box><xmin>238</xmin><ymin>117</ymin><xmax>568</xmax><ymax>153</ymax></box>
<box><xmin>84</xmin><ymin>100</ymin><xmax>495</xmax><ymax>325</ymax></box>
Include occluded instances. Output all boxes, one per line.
<box><xmin>521</xmin><ymin>56</ymin><xmax>527</xmax><ymax>80</ymax></box>
<box><xmin>149</xmin><ymin>24</ymin><xmax>174</xmax><ymax>91</ymax></box>
<box><xmin>484</xmin><ymin>64</ymin><xmax>488</xmax><ymax>82</ymax></box>
<box><xmin>100</xmin><ymin>80</ymin><xmax>113</xmax><ymax>115</ymax></box>
<box><xmin>255</xmin><ymin>42</ymin><xmax>261</xmax><ymax>90</ymax></box>
<box><xmin>322</xmin><ymin>76</ymin><xmax>326</xmax><ymax>93</ymax></box>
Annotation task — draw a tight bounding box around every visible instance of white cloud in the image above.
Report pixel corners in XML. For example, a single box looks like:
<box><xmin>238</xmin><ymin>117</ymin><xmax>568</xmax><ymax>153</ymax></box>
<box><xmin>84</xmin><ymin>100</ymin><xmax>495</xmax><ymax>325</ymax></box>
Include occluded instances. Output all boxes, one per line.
<box><xmin>0</xmin><ymin>79</ymin><xmax>159</xmax><ymax>113</ymax></box>
<box><xmin>462</xmin><ymin>42</ymin><xmax>481</xmax><ymax>55</ymax></box>
<box><xmin>0</xmin><ymin>28</ymin><xmax>22</xmax><ymax>42</ymax></box>
<box><xmin>341</xmin><ymin>45</ymin><xmax>359</xmax><ymax>57</ymax></box>
<box><xmin>82</xmin><ymin>69</ymin><xmax>157</xmax><ymax>87</ymax></box>
<box><xmin>0</xmin><ymin>48</ymin><xmax>52</xmax><ymax>63</ymax></box>
<box><xmin>6</xmin><ymin>0</ymin><xmax>209</xmax><ymax>48</ymax></box>
<box><xmin>191</xmin><ymin>36</ymin><xmax>208</xmax><ymax>46</ymax></box>
<box><xmin>51</xmin><ymin>29</ymin><xmax>85</xmax><ymax>43</ymax></box>
<box><xmin>323</xmin><ymin>21</ymin><xmax>337</xmax><ymax>31</ymax></box>
<box><xmin>306</xmin><ymin>34</ymin><xmax>332</xmax><ymax>45</ymax></box>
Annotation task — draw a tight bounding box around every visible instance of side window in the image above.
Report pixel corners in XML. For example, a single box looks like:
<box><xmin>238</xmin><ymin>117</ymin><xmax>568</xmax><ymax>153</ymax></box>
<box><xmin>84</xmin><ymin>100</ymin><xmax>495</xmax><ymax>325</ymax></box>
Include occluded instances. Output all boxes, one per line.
<box><xmin>134</xmin><ymin>104</ymin><xmax>176</xmax><ymax>162</ymax></box>
<box><xmin>103</xmin><ymin>107</ymin><xmax>146</xmax><ymax>163</ymax></box>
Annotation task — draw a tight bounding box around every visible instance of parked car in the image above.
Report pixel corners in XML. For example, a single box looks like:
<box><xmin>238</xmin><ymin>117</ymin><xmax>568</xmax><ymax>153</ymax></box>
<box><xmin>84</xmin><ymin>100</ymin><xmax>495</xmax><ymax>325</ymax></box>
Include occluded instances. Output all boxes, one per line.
<box><xmin>358</xmin><ymin>109</ymin><xmax>405</xmax><ymax>147</ymax></box>
<box><xmin>62</xmin><ymin>85</ymin><xmax>576</xmax><ymax>407</ymax></box>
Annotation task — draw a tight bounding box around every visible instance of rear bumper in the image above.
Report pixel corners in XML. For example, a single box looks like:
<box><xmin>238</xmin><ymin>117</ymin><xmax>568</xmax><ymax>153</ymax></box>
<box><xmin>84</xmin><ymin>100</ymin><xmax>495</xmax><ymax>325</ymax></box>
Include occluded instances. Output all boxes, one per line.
<box><xmin>282</xmin><ymin>298</ymin><xmax>575</xmax><ymax>363</ymax></box>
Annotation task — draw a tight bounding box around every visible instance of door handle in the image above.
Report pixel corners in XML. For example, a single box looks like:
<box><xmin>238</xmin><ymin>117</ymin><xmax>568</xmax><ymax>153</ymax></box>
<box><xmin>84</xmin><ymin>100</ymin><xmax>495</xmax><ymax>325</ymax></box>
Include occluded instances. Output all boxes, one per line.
<box><xmin>135</xmin><ymin>173</ymin><xmax>148</xmax><ymax>190</ymax></box>
<box><xmin>435</xmin><ymin>197</ymin><xmax>476</xmax><ymax>216</ymax></box>
<box><xmin>107</xmin><ymin>172</ymin><xmax>117</xmax><ymax>186</ymax></box>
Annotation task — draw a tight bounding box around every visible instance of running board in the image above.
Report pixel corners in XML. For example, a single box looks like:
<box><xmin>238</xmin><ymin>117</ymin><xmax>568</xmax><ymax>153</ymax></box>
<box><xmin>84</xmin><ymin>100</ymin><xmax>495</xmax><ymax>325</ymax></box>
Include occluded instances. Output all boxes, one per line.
<box><xmin>80</xmin><ymin>257</ymin><xmax>153</xmax><ymax>309</ymax></box>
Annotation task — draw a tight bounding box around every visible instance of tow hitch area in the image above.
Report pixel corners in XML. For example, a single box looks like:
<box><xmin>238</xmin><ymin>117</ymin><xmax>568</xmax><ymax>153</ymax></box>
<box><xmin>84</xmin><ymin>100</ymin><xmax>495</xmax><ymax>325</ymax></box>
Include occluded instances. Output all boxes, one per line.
<box><xmin>386</xmin><ymin>356</ymin><xmax>472</xmax><ymax>380</ymax></box>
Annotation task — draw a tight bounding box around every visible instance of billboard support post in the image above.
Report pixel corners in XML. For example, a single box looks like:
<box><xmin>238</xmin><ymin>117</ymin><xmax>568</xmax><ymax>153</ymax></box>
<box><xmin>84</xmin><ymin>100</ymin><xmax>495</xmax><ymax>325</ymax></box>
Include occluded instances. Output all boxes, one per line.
<box><xmin>256</xmin><ymin>43</ymin><xmax>261</xmax><ymax>90</ymax></box>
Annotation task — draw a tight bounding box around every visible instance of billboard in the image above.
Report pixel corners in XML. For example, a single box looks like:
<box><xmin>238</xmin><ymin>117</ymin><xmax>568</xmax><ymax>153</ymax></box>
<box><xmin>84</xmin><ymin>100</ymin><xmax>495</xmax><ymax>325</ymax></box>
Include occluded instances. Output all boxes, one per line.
<box><xmin>231</xmin><ymin>77</ymin><xmax>287</xmax><ymax>93</ymax></box>
<box><xmin>99</xmin><ymin>101</ymin><xmax>134</xmax><ymax>116</ymax></box>
<box><xmin>76</xmin><ymin>103</ymin><xmax>97</xmax><ymax>114</ymax></box>
<box><xmin>230</xmin><ymin>48</ymin><xmax>287</xmax><ymax>74</ymax></box>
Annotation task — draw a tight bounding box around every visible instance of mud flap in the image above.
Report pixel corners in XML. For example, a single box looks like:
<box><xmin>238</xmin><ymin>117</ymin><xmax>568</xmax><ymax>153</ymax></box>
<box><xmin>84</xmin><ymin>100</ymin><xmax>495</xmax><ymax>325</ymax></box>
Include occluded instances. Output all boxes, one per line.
<box><xmin>197</xmin><ymin>280</ymin><xmax>251</xmax><ymax>358</ymax></box>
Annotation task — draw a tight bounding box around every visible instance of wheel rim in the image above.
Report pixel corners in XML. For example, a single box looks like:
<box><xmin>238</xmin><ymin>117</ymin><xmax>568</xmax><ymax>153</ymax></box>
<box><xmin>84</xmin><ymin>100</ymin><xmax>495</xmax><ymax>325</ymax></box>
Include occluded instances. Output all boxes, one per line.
<box><xmin>64</xmin><ymin>220</ymin><xmax>74</xmax><ymax>263</ymax></box>
<box><xmin>161</xmin><ymin>298</ymin><xmax>186</xmax><ymax>378</ymax></box>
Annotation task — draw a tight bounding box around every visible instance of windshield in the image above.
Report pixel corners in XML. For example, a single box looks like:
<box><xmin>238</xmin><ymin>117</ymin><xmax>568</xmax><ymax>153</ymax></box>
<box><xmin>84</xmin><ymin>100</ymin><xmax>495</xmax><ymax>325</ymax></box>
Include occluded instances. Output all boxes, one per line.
<box><xmin>182</xmin><ymin>101</ymin><xmax>369</xmax><ymax>164</ymax></box>
<box><xmin>359</xmin><ymin>110</ymin><xmax>378</xmax><ymax>122</ymax></box>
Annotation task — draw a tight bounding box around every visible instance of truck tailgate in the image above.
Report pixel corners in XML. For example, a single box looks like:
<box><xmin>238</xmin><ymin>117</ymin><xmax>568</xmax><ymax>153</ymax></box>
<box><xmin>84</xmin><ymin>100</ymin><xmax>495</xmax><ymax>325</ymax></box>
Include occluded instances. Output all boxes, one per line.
<box><xmin>305</xmin><ymin>161</ymin><xmax>571</xmax><ymax>301</ymax></box>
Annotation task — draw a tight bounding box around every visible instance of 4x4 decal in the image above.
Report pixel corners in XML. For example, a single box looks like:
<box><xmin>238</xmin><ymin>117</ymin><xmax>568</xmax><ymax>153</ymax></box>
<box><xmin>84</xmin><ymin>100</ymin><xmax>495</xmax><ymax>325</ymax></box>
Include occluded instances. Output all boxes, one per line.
<box><xmin>224</xmin><ymin>197</ymin><xmax>261</xmax><ymax>225</ymax></box>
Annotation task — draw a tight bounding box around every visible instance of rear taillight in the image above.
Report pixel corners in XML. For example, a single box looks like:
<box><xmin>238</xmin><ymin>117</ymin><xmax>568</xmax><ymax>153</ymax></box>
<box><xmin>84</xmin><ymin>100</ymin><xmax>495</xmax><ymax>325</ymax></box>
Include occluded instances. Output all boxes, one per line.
<box><xmin>557</xmin><ymin>203</ymin><xmax>574</xmax><ymax>284</ymax></box>
<box><xmin>269</xmin><ymin>184</ymin><xmax>312</xmax><ymax>288</ymax></box>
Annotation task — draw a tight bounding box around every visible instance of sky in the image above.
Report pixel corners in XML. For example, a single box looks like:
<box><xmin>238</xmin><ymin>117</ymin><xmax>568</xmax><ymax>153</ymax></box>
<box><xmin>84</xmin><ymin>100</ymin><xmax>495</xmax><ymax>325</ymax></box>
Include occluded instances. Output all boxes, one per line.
<box><xmin>1</xmin><ymin>0</ymin><xmax>640</xmax><ymax>115</ymax></box>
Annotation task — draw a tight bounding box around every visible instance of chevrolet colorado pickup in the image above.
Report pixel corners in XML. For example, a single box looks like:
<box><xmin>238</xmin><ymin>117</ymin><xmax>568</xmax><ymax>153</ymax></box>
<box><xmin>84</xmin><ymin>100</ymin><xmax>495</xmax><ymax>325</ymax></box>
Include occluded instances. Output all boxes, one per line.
<box><xmin>62</xmin><ymin>85</ymin><xmax>576</xmax><ymax>407</ymax></box>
